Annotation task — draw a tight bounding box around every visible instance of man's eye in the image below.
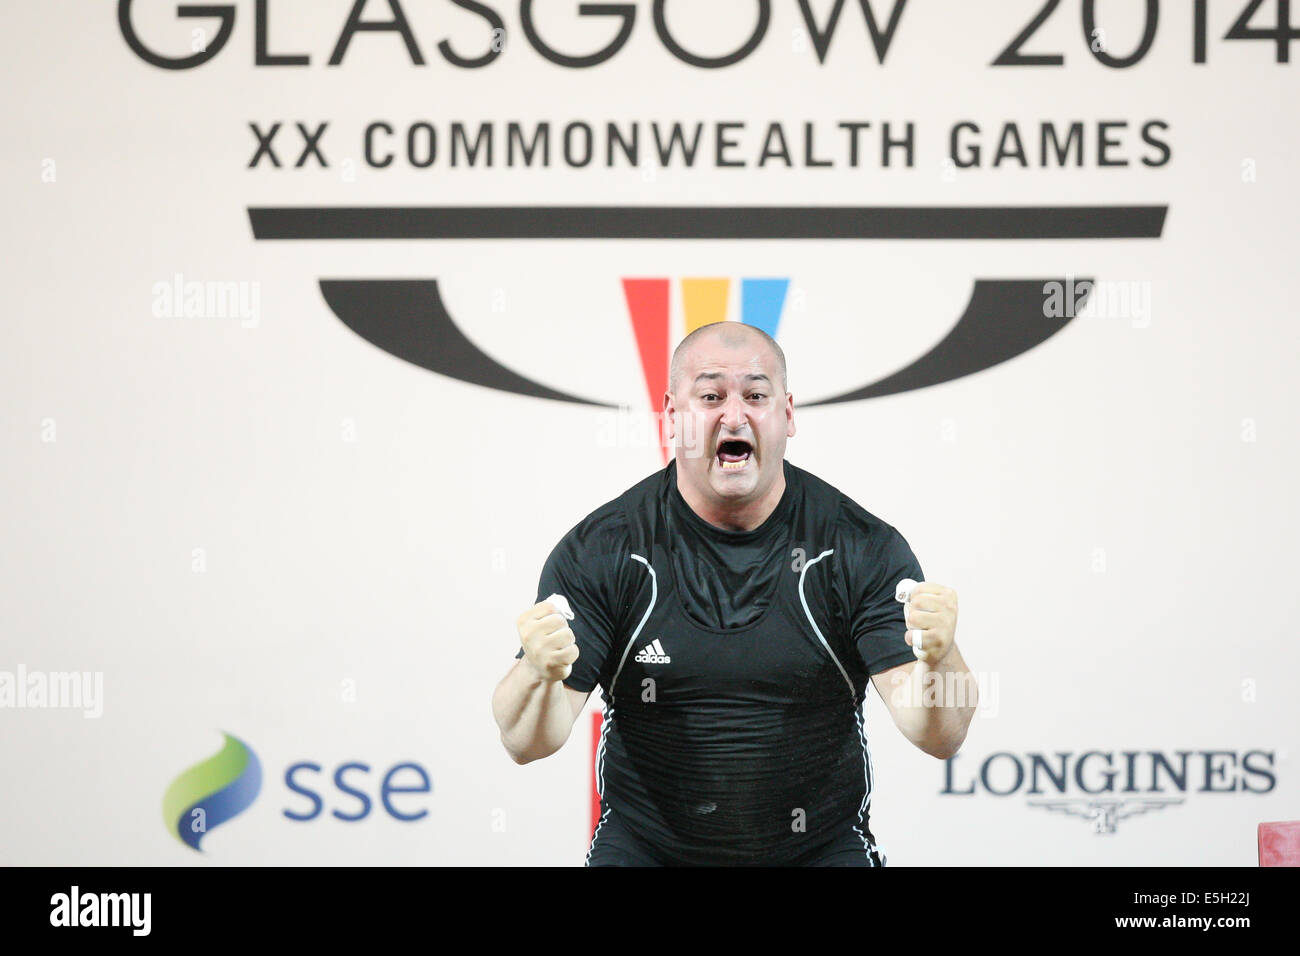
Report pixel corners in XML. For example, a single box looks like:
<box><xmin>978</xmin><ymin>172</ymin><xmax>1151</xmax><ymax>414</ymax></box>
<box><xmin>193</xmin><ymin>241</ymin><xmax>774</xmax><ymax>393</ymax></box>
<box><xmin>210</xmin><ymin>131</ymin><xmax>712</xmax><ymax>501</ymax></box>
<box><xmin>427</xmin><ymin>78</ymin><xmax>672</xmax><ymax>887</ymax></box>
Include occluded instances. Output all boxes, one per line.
<box><xmin>702</xmin><ymin>394</ymin><xmax>719</xmax><ymax>401</ymax></box>
<box><xmin>749</xmin><ymin>393</ymin><xmax>766</xmax><ymax>401</ymax></box>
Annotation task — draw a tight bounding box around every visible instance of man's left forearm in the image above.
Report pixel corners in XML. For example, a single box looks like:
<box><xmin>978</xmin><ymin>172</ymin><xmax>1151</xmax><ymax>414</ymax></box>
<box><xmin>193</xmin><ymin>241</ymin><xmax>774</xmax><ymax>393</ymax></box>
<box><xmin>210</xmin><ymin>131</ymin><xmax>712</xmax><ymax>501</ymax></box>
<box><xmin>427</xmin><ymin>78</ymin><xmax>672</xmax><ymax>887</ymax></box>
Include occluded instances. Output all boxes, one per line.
<box><xmin>889</xmin><ymin>643</ymin><xmax>978</xmax><ymax>760</ymax></box>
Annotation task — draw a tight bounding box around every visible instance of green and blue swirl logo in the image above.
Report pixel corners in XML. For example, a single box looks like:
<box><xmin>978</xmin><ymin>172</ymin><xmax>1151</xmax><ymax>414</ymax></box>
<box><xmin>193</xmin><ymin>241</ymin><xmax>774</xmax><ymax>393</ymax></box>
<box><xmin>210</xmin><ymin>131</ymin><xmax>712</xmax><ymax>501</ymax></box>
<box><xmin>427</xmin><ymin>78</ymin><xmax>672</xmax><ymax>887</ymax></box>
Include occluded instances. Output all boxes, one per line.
<box><xmin>163</xmin><ymin>731</ymin><xmax>262</xmax><ymax>852</ymax></box>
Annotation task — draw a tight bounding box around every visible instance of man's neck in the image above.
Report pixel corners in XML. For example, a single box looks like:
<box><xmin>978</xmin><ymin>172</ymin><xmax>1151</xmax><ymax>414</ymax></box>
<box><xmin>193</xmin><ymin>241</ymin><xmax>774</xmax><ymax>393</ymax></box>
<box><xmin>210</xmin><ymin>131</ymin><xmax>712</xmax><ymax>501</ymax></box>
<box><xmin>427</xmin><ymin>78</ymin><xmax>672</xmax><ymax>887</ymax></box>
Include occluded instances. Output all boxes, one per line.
<box><xmin>675</xmin><ymin>463</ymin><xmax>787</xmax><ymax>532</ymax></box>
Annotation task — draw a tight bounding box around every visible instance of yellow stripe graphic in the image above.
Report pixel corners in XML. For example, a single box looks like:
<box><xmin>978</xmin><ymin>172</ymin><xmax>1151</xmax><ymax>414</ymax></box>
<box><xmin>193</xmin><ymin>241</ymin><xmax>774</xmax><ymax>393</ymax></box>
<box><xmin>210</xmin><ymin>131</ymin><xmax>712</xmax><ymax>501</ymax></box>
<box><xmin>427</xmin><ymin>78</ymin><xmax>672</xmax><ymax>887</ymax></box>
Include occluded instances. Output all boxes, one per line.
<box><xmin>682</xmin><ymin>278</ymin><xmax>730</xmax><ymax>334</ymax></box>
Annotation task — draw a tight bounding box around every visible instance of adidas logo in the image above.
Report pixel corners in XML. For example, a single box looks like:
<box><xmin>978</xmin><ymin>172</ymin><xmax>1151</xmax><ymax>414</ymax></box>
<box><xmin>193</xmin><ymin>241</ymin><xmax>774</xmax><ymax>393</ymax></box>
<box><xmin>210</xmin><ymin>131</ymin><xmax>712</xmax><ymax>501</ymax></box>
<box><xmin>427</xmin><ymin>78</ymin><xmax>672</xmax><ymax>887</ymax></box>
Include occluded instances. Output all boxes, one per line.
<box><xmin>633</xmin><ymin>639</ymin><xmax>671</xmax><ymax>664</ymax></box>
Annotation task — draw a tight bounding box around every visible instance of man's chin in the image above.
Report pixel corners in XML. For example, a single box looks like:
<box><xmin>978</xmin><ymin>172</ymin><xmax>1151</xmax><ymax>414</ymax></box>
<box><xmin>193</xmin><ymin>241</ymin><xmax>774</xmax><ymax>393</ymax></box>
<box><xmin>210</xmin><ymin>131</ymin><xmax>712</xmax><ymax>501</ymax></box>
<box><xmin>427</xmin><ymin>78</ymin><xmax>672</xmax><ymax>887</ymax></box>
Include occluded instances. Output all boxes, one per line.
<box><xmin>709</xmin><ymin>466</ymin><xmax>757</xmax><ymax>495</ymax></box>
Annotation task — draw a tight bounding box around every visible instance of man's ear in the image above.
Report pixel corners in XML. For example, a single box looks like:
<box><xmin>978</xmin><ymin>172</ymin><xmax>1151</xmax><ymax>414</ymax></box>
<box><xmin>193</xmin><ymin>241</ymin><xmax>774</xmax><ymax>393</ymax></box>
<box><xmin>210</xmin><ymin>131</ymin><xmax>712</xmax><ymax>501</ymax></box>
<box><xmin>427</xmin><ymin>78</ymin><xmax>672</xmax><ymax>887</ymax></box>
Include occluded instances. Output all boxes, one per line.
<box><xmin>663</xmin><ymin>391</ymin><xmax>676</xmax><ymax>439</ymax></box>
<box><xmin>786</xmin><ymin>393</ymin><xmax>796</xmax><ymax>437</ymax></box>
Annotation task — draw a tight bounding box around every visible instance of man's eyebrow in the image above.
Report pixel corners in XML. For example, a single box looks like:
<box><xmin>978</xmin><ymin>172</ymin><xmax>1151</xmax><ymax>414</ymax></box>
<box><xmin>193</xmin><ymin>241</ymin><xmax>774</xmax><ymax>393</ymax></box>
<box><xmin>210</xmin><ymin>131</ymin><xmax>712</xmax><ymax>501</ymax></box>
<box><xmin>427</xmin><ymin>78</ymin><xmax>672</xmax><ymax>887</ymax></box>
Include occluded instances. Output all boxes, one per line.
<box><xmin>692</xmin><ymin>373</ymin><xmax>772</xmax><ymax>385</ymax></box>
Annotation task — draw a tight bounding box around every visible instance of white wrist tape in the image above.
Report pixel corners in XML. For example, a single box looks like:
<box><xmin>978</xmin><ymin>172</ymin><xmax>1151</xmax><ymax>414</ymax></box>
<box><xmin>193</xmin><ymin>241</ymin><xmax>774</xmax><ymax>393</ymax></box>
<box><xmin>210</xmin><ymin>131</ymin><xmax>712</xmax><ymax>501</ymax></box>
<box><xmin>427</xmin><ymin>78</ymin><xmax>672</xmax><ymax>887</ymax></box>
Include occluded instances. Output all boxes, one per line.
<box><xmin>895</xmin><ymin>579</ymin><xmax>921</xmax><ymax>654</ymax></box>
<box><xmin>545</xmin><ymin>593</ymin><xmax>574</xmax><ymax>620</ymax></box>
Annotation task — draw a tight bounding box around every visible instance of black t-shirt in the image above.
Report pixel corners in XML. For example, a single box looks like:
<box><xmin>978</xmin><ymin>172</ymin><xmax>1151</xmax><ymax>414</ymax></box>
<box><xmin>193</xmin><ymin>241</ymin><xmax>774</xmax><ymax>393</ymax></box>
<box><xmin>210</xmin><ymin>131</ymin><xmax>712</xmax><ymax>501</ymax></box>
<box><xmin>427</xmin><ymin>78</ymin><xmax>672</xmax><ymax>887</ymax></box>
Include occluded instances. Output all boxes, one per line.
<box><xmin>516</xmin><ymin>457</ymin><xmax>924</xmax><ymax>865</ymax></box>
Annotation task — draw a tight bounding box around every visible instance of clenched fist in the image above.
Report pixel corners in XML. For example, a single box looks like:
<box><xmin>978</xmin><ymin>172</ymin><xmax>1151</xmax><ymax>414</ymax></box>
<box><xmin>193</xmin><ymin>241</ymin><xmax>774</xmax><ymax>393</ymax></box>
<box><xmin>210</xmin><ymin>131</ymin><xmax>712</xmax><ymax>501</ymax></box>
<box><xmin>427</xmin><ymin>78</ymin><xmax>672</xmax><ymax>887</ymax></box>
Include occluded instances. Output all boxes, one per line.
<box><xmin>517</xmin><ymin>601</ymin><xmax>580</xmax><ymax>683</ymax></box>
<box><xmin>897</xmin><ymin>581</ymin><xmax>958</xmax><ymax>666</ymax></box>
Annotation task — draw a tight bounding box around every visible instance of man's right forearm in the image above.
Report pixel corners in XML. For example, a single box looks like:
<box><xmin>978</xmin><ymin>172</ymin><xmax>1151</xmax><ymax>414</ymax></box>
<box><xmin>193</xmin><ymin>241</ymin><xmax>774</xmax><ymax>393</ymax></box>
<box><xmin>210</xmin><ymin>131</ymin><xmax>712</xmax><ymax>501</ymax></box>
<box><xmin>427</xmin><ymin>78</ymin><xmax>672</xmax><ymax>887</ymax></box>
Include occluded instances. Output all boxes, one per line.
<box><xmin>492</xmin><ymin>661</ymin><xmax>576</xmax><ymax>764</ymax></box>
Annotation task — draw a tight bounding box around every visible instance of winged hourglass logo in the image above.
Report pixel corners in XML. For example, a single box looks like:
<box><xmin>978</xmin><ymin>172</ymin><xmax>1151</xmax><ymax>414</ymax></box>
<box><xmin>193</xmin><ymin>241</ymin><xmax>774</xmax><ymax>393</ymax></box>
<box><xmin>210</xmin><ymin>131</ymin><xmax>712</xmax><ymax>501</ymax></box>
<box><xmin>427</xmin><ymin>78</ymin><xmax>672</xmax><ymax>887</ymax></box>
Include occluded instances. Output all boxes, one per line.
<box><xmin>1027</xmin><ymin>797</ymin><xmax>1185</xmax><ymax>834</ymax></box>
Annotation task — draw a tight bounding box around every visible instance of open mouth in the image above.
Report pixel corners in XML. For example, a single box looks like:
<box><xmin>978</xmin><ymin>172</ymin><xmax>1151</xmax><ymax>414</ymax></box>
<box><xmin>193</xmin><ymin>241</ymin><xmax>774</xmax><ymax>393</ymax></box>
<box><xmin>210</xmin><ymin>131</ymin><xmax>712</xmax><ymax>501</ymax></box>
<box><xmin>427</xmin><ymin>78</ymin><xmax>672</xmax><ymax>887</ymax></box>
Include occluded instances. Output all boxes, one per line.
<box><xmin>716</xmin><ymin>438</ymin><xmax>753</xmax><ymax>471</ymax></box>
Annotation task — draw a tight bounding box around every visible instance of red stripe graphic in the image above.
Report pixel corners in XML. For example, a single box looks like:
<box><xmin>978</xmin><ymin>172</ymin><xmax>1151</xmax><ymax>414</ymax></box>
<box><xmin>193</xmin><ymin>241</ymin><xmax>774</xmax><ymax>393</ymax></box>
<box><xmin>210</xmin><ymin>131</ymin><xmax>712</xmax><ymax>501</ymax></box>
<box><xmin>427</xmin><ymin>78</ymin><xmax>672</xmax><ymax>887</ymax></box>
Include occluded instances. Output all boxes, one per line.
<box><xmin>590</xmin><ymin>710</ymin><xmax>603</xmax><ymax>840</ymax></box>
<box><xmin>621</xmin><ymin>278</ymin><xmax>671</xmax><ymax>464</ymax></box>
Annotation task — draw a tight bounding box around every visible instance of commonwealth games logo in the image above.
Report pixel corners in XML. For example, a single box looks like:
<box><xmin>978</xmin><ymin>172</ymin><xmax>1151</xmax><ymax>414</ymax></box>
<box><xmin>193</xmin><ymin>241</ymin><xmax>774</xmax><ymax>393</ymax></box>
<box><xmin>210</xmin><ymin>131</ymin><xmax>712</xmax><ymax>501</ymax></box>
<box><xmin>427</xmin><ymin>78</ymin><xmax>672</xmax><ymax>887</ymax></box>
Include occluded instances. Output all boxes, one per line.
<box><xmin>249</xmin><ymin>204</ymin><xmax>1165</xmax><ymax>413</ymax></box>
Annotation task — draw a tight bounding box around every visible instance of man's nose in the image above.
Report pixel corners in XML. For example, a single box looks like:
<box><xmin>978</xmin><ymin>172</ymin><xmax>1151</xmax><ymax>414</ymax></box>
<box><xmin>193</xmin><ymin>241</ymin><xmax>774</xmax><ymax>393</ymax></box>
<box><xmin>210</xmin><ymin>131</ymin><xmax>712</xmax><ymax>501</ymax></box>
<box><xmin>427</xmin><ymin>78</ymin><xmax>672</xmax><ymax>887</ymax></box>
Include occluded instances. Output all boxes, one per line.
<box><xmin>721</xmin><ymin>394</ymin><xmax>747</xmax><ymax>429</ymax></box>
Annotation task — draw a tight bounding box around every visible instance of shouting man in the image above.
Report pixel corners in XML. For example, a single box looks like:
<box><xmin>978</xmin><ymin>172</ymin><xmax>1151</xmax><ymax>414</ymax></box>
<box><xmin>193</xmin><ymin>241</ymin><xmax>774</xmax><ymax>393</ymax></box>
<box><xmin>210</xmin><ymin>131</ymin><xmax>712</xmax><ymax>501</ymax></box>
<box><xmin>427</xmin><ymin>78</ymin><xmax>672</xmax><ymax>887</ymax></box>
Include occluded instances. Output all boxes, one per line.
<box><xmin>492</xmin><ymin>320</ymin><xmax>976</xmax><ymax>866</ymax></box>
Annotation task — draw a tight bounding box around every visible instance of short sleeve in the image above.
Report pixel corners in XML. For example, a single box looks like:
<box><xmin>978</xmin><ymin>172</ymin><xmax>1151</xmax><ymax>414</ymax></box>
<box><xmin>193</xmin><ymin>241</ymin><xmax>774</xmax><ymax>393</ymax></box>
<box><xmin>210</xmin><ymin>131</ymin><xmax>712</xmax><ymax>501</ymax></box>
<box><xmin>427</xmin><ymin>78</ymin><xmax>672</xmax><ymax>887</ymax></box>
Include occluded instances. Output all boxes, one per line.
<box><xmin>513</xmin><ymin>511</ymin><xmax>627</xmax><ymax>693</ymax></box>
<box><xmin>835</xmin><ymin>503</ymin><xmax>925</xmax><ymax>678</ymax></box>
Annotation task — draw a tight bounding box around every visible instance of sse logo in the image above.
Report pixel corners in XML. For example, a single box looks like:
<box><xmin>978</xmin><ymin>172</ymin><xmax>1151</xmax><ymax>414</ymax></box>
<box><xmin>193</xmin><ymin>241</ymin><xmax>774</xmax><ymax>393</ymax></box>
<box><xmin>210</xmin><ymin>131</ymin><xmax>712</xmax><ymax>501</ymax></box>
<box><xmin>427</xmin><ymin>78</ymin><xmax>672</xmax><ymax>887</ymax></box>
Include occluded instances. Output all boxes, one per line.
<box><xmin>163</xmin><ymin>731</ymin><xmax>433</xmax><ymax>852</ymax></box>
<box><xmin>163</xmin><ymin>731</ymin><xmax>262</xmax><ymax>851</ymax></box>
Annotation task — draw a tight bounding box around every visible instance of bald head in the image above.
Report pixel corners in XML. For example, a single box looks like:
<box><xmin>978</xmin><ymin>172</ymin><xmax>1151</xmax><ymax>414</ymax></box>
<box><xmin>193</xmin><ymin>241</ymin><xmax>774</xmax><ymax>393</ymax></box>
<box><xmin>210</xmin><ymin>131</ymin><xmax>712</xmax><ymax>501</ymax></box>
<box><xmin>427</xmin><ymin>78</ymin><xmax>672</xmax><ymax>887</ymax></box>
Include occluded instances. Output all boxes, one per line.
<box><xmin>669</xmin><ymin>322</ymin><xmax>787</xmax><ymax>396</ymax></box>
